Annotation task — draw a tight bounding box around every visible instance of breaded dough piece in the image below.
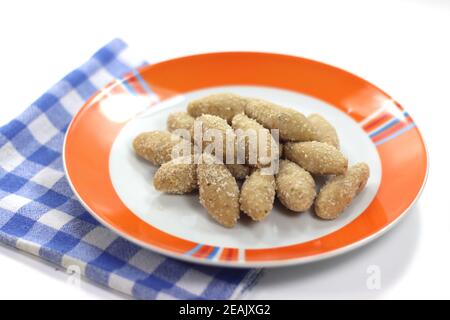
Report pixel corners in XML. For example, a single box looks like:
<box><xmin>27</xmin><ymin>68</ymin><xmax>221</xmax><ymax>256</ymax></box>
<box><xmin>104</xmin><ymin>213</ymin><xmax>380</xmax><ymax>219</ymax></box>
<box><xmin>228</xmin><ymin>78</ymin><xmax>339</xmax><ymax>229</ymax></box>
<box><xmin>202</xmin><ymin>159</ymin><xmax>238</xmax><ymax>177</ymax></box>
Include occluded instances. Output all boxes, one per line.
<box><xmin>191</xmin><ymin>114</ymin><xmax>236</xmax><ymax>158</ymax></box>
<box><xmin>133</xmin><ymin>131</ymin><xmax>190</xmax><ymax>166</ymax></box>
<box><xmin>187</xmin><ymin>93</ymin><xmax>247</xmax><ymax>123</ymax></box>
<box><xmin>284</xmin><ymin>141</ymin><xmax>347</xmax><ymax>175</ymax></box>
<box><xmin>153</xmin><ymin>156</ymin><xmax>197</xmax><ymax>194</ymax></box>
<box><xmin>197</xmin><ymin>155</ymin><xmax>240</xmax><ymax>228</ymax></box>
<box><xmin>232</xmin><ymin>113</ymin><xmax>279</xmax><ymax>168</ymax></box>
<box><xmin>226</xmin><ymin>164</ymin><xmax>250</xmax><ymax>180</ymax></box>
<box><xmin>167</xmin><ymin>111</ymin><xmax>195</xmax><ymax>132</ymax></box>
<box><xmin>240</xmin><ymin>169</ymin><xmax>276</xmax><ymax>221</ymax></box>
<box><xmin>245</xmin><ymin>99</ymin><xmax>316</xmax><ymax>142</ymax></box>
<box><xmin>276</xmin><ymin>160</ymin><xmax>316</xmax><ymax>212</ymax></box>
<box><xmin>308</xmin><ymin>114</ymin><xmax>339</xmax><ymax>149</ymax></box>
<box><xmin>315</xmin><ymin>163</ymin><xmax>370</xmax><ymax>220</ymax></box>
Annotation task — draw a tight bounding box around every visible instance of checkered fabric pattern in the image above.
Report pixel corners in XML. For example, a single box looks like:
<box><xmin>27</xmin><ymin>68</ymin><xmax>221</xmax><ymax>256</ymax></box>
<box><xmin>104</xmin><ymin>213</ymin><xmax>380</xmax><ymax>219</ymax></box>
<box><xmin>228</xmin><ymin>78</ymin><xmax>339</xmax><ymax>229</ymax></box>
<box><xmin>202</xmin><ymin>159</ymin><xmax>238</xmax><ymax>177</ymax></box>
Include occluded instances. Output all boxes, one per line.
<box><xmin>0</xmin><ymin>39</ymin><xmax>261</xmax><ymax>299</ymax></box>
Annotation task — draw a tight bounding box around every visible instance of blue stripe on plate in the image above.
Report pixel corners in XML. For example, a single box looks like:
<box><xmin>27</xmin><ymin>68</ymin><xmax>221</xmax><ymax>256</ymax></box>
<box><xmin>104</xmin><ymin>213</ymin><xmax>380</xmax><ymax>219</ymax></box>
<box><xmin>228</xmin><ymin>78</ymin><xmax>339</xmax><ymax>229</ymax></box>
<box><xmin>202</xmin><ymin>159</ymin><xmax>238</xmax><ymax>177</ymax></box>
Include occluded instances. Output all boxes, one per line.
<box><xmin>132</xmin><ymin>69</ymin><xmax>154</xmax><ymax>94</ymax></box>
<box><xmin>120</xmin><ymin>79</ymin><xmax>137</xmax><ymax>95</ymax></box>
<box><xmin>206</xmin><ymin>247</ymin><xmax>220</xmax><ymax>260</ymax></box>
<box><xmin>369</xmin><ymin>118</ymin><xmax>400</xmax><ymax>138</ymax></box>
<box><xmin>185</xmin><ymin>244</ymin><xmax>203</xmax><ymax>256</ymax></box>
<box><xmin>375</xmin><ymin>123</ymin><xmax>416</xmax><ymax>146</ymax></box>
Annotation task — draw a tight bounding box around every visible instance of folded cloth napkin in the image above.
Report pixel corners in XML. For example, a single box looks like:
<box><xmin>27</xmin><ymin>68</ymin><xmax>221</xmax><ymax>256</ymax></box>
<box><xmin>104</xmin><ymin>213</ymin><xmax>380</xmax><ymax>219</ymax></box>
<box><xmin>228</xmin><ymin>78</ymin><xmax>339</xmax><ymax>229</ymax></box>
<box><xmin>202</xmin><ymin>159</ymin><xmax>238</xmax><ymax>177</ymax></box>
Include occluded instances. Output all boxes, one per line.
<box><xmin>0</xmin><ymin>39</ymin><xmax>261</xmax><ymax>299</ymax></box>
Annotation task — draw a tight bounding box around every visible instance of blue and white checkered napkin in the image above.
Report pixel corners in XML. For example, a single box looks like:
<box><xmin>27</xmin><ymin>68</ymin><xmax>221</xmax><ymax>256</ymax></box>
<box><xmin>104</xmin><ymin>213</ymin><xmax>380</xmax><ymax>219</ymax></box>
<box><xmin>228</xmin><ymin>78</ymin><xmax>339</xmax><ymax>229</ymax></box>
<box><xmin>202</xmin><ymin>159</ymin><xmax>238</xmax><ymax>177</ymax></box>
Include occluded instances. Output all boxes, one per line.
<box><xmin>0</xmin><ymin>39</ymin><xmax>261</xmax><ymax>299</ymax></box>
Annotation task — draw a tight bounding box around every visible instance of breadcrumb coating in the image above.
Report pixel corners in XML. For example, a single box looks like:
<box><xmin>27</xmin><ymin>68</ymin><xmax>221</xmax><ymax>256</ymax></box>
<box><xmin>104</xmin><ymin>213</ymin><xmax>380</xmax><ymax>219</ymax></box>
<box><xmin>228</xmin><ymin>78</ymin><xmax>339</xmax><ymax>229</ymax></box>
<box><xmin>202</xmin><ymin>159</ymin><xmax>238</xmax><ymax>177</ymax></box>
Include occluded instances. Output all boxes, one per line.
<box><xmin>132</xmin><ymin>131</ymin><xmax>190</xmax><ymax>166</ymax></box>
<box><xmin>167</xmin><ymin>111</ymin><xmax>195</xmax><ymax>132</ymax></box>
<box><xmin>197</xmin><ymin>154</ymin><xmax>240</xmax><ymax>228</ymax></box>
<box><xmin>245</xmin><ymin>99</ymin><xmax>317</xmax><ymax>142</ymax></box>
<box><xmin>284</xmin><ymin>141</ymin><xmax>347</xmax><ymax>175</ymax></box>
<box><xmin>308</xmin><ymin>114</ymin><xmax>340</xmax><ymax>149</ymax></box>
<box><xmin>240</xmin><ymin>169</ymin><xmax>275</xmax><ymax>221</ymax></box>
<box><xmin>276</xmin><ymin>160</ymin><xmax>316</xmax><ymax>212</ymax></box>
<box><xmin>231</xmin><ymin>113</ymin><xmax>279</xmax><ymax>167</ymax></box>
<box><xmin>153</xmin><ymin>156</ymin><xmax>197</xmax><ymax>194</ymax></box>
<box><xmin>187</xmin><ymin>93</ymin><xmax>247</xmax><ymax>123</ymax></box>
<box><xmin>315</xmin><ymin>163</ymin><xmax>370</xmax><ymax>219</ymax></box>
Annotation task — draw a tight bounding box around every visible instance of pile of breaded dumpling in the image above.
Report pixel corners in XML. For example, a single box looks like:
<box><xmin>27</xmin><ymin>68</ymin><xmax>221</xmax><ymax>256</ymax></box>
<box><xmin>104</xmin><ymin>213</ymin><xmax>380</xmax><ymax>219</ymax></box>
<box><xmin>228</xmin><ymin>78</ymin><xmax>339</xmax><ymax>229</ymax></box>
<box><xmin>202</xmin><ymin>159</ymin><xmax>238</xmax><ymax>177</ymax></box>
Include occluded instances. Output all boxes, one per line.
<box><xmin>133</xmin><ymin>93</ymin><xmax>370</xmax><ymax>228</ymax></box>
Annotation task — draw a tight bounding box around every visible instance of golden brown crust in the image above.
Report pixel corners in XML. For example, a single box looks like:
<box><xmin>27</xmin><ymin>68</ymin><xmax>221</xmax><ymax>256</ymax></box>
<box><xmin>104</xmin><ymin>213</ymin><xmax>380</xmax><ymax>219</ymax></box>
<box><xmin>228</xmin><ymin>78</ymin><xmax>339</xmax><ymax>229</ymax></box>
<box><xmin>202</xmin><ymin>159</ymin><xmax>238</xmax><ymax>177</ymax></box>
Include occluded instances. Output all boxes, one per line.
<box><xmin>132</xmin><ymin>131</ymin><xmax>190</xmax><ymax>166</ymax></box>
<box><xmin>240</xmin><ymin>169</ymin><xmax>275</xmax><ymax>221</ymax></box>
<box><xmin>167</xmin><ymin>111</ymin><xmax>195</xmax><ymax>132</ymax></box>
<box><xmin>284</xmin><ymin>141</ymin><xmax>347</xmax><ymax>175</ymax></box>
<box><xmin>231</xmin><ymin>113</ymin><xmax>279</xmax><ymax>168</ymax></box>
<box><xmin>197</xmin><ymin>155</ymin><xmax>240</xmax><ymax>228</ymax></box>
<box><xmin>275</xmin><ymin>160</ymin><xmax>316</xmax><ymax>212</ymax></box>
<box><xmin>315</xmin><ymin>163</ymin><xmax>370</xmax><ymax>220</ymax></box>
<box><xmin>153</xmin><ymin>156</ymin><xmax>197</xmax><ymax>194</ymax></box>
<box><xmin>187</xmin><ymin>93</ymin><xmax>247</xmax><ymax>123</ymax></box>
<box><xmin>245</xmin><ymin>99</ymin><xmax>317</xmax><ymax>142</ymax></box>
<box><xmin>308</xmin><ymin>114</ymin><xmax>340</xmax><ymax>149</ymax></box>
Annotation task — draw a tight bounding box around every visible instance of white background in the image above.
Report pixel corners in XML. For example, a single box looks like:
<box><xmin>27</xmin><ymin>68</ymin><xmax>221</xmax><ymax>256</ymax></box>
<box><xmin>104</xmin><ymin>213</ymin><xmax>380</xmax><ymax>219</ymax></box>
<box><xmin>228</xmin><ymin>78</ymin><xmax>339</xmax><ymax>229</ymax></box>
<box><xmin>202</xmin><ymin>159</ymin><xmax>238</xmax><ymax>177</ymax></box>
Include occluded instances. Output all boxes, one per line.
<box><xmin>0</xmin><ymin>0</ymin><xmax>448</xmax><ymax>299</ymax></box>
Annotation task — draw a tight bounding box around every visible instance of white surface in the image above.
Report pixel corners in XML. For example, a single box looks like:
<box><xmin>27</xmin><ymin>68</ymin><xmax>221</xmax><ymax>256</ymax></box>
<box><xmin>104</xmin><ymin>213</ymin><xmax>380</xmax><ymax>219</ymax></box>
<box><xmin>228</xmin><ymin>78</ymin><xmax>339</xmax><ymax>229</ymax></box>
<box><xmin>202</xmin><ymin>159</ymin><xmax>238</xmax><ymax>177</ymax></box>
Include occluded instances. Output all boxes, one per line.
<box><xmin>109</xmin><ymin>85</ymin><xmax>381</xmax><ymax>252</ymax></box>
<box><xmin>0</xmin><ymin>0</ymin><xmax>447</xmax><ymax>299</ymax></box>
